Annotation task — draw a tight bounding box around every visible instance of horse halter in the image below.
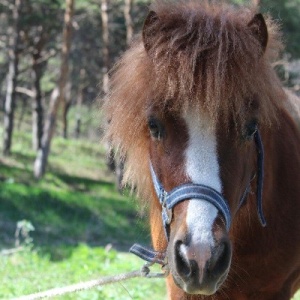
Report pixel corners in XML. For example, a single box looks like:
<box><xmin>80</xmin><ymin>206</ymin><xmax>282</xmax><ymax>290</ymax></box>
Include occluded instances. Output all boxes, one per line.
<box><xmin>130</xmin><ymin>130</ymin><xmax>266</xmax><ymax>264</ymax></box>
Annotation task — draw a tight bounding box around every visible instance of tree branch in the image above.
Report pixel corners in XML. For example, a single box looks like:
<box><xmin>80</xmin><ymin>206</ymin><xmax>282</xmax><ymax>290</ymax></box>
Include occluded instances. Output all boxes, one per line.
<box><xmin>18</xmin><ymin>48</ymin><xmax>58</xmax><ymax>74</ymax></box>
<box><xmin>16</xmin><ymin>86</ymin><xmax>35</xmax><ymax>98</ymax></box>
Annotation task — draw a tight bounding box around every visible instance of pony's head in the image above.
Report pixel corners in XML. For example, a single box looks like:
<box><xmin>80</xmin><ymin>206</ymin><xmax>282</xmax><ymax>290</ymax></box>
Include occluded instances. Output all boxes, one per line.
<box><xmin>104</xmin><ymin>1</ymin><xmax>284</xmax><ymax>295</ymax></box>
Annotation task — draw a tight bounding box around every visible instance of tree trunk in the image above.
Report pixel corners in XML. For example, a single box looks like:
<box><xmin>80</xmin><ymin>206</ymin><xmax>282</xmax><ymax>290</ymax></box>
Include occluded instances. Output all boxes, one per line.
<box><xmin>32</xmin><ymin>52</ymin><xmax>44</xmax><ymax>151</ymax></box>
<box><xmin>74</xmin><ymin>69</ymin><xmax>85</xmax><ymax>139</ymax></box>
<box><xmin>17</xmin><ymin>96</ymin><xmax>27</xmax><ymax>130</ymax></box>
<box><xmin>101</xmin><ymin>0</ymin><xmax>109</xmax><ymax>95</ymax></box>
<box><xmin>34</xmin><ymin>0</ymin><xmax>74</xmax><ymax>179</ymax></box>
<box><xmin>101</xmin><ymin>0</ymin><xmax>116</xmax><ymax>175</ymax></box>
<box><xmin>15</xmin><ymin>87</ymin><xmax>34</xmax><ymax>129</ymax></box>
<box><xmin>2</xmin><ymin>0</ymin><xmax>22</xmax><ymax>156</ymax></box>
<box><xmin>62</xmin><ymin>81</ymin><xmax>72</xmax><ymax>139</ymax></box>
<box><xmin>29</xmin><ymin>29</ymin><xmax>48</xmax><ymax>151</ymax></box>
<box><xmin>124</xmin><ymin>0</ymin><xmax>133</xmax><ymax>46</ymax></box>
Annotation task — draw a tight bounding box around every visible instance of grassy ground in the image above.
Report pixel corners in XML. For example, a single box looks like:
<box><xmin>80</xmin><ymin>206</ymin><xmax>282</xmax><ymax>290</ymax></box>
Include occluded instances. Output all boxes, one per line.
<box><xmin>0</xmin><ymin>129</ymin><xmax>166</xmax><ymax>299</ymax></box>
<box><xmin>0</xmin><ymin>128</ymin><xmax>299</xmax><ymax>300</ymax></box>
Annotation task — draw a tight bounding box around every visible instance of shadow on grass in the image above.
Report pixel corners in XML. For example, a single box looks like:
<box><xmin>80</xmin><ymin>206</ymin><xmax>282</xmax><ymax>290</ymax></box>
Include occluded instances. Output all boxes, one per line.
<box><xmin>11</xmin><ymin>151</ymin><xmax>36</xmax><ymax>166</ymax></box>
<box><xmin>0</xmin><ymin>159</ymin><xmax>112</xmax><ymax>192</ymax></box>
<box><xmin>0</xmin><ymin>163</ymin><xmax>34</xmax><ymax>184</ymax></box>
<box><xmin>0</xmin><ymin>182</ymin><xmax>150</xmax><ymax>261</ymax></box>
<box><xmin>54</xmin><ymin>171</ymin><xmax>113</xmax><ymax>192</ymax></box>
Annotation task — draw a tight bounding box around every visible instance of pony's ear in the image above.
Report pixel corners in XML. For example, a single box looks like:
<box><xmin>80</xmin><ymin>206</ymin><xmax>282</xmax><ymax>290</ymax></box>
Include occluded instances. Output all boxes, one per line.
<box><xmin>143</xmin><ymin>10</ymin><xmax>160</xmax><ymax>52</ymax></box>
<box><xmin>248</xmin><ymin>13</ymin><xmax>268</xmax><ymax>53</ymax></box>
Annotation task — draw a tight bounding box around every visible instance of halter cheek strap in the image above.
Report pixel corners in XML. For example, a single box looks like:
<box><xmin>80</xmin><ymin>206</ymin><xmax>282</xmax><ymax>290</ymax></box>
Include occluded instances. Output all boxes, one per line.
<box><xmin>254</xmin><ymin>130</ymin><xmax>266</xmax><ymax>226</ymax></box>
<box><xmin>130</xmin><ymin>130</ymin><xmax>266</xmax><ymax>263</ymax></box>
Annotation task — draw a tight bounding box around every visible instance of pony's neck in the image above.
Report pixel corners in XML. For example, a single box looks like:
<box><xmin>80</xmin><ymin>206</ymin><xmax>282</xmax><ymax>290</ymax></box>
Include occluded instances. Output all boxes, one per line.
<box><xmin>263</xmin><ymin>108</ymin><xmax>300</xmax><ymax>209</ymax></box>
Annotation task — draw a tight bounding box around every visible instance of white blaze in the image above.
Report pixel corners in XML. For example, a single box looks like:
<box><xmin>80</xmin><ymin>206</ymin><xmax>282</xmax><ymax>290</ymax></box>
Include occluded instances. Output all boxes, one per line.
<box><xmin>184</xmin><ymin>109</ymin><xmax>221</xmax><ymax>247</ymax></box>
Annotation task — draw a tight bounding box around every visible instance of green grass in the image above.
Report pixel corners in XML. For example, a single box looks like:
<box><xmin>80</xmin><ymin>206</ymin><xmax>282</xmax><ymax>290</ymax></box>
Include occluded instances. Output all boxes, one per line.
<box><xmin>1</xmin><ymin>245</ymin><xmax>166</xmax><ymax>299</ymax></box>
<box><xmin>0</xmin><ymin>128</ymin><xmax>166</xmax><ymax>299</ymax></box>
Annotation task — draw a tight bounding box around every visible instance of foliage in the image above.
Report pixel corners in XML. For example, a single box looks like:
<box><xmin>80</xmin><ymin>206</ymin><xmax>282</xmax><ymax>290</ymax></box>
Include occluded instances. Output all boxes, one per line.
<box><xmin>15</xmin><ymin>219</ymin><xmax>35</xmax><ymax>246</ymax></box>
<box><xmin>260</xmin><ymin>0</ymin><xmax>300</xmax><ymax>58</ymax></box>
<box><xmin>232</xmin><ymin>0</ymin><xmax>300</xmax><ymax>58</ymax></box>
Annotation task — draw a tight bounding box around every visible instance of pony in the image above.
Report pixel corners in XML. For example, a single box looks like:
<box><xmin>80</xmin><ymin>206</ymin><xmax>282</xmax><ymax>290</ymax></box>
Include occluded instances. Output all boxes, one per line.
<box><xmin>103</xmin><ymin>1</ymin><xmax>300</xmax><ymax>299</ymax></box>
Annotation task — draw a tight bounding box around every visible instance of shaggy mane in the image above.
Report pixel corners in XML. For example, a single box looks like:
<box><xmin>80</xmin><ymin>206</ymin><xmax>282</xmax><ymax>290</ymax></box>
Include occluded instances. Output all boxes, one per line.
<box><xmin>103</xmin><ymin>0</ymin><xmax>286</xmax><ymax>204</ymax></box>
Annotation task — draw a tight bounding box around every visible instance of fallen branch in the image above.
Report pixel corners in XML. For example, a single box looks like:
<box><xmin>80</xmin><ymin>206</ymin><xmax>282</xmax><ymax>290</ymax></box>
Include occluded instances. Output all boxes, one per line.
<box><xmin>1</xmin><ymin>247</ymin><xmax>24</xmax><ymax>256</ymax></box>
<box><xmin>10</xmin><ymin>261</ymin><xmax>167</xmax><ymax>300</ymax></box>
<box><xmin>11</xmin><ymin>270</ymin><xmax>143</xmax><ymax>300</ymax></box>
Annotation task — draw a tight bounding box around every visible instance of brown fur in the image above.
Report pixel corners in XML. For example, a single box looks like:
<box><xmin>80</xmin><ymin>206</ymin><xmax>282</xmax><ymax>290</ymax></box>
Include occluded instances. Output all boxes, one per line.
<box><xmin>103</xmin><ymin>0</ymin><xmax>285</xmax><ymax>204</ymax></box>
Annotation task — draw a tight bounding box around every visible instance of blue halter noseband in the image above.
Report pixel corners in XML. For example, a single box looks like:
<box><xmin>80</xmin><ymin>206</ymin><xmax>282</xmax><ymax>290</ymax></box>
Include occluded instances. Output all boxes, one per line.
<box><xmin>150</xmin><ymin>163</ymin><xmax>232</xmax><ymax>232</ymax></box>
<box><xmin>130</xmin><ymin>130</ymin><xmax>266</xmax><ymax>264</ymax></box>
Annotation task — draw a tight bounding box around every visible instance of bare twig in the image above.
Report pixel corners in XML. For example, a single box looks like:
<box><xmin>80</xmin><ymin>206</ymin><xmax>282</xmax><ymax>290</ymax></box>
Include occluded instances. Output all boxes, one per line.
<box><xmin>18</xmin><ymin>49</ymin><xmax>58</xmax><ymax>74</ymax></box>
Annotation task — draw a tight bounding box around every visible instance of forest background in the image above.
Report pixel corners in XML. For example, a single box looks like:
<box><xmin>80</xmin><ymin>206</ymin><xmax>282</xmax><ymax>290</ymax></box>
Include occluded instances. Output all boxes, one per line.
<box><xmin>0</xmin><ymin>0</ymin><xmax>300</xmax><ymax>299</ymax></box>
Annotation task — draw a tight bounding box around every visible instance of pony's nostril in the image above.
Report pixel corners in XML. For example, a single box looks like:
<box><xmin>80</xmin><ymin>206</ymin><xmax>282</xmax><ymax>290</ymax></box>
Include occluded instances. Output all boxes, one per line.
<box><xmin>209</xmin><ymin>240</ymin><xmax>231</xmax><ymax>274</ymax></box>
<box><xmin>174</xmin><ymin>241</ymin><xmax>192</xmax><ymax>278</ymax></box>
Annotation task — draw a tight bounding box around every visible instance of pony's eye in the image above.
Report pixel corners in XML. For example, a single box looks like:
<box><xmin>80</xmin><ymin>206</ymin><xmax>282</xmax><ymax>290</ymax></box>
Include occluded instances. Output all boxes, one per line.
<box><xmin>148</xmin><ymin>117</ymin><xmax>164</xmax><ymax>140</ymax></box>
<box><xmin>244</xmin><ymin>120</ymin><xmax>258</xmax><ymax>140</ymax></box>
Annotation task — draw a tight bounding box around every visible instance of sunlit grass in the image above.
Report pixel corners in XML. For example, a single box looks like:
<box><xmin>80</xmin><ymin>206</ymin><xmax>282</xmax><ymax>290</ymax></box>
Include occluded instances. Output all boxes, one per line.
<box><xmin>1</xmin><ymin>245</ymin><xmax>166</xmax><ymax>300</ymax></box>
<box><xmin>294</xmin><ymin>291</ymin><xmax>300</xmax><ymax>300</ymax></box>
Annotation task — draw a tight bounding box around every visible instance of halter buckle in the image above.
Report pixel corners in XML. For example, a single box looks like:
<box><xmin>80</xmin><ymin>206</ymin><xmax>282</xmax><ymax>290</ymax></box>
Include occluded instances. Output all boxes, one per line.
<box><xmin>160</xmin><ymin>190</ymin><xmax>172</xmax><ymax>224</ymax></box>
<box><xmin>141</xmin><ymin>261</ymin><xmax>169</xmax><ymax>278</ymax></box>
<box><xmin>162</xmin><ymin>206</ymin><xmax>173</xmax><ymax>225</ymax></box>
